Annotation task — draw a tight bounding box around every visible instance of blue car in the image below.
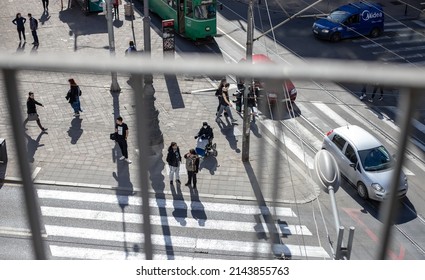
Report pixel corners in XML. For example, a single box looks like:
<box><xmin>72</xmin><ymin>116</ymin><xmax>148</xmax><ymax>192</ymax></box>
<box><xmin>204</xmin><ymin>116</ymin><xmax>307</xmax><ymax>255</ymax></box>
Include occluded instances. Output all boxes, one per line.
<box><xmin>312</xmin><ymin>2</ymin><xmax>384</xmax><ymax>42</ymax></box>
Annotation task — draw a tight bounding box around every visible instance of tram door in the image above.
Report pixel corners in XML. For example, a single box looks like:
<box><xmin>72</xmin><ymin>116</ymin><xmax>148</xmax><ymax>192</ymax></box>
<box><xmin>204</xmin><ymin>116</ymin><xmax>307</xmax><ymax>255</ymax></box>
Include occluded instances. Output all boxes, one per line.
<box><xmin>177</xmin><ymin>0</ymin><xmax>185</xmax><ymax>34</ymax></box>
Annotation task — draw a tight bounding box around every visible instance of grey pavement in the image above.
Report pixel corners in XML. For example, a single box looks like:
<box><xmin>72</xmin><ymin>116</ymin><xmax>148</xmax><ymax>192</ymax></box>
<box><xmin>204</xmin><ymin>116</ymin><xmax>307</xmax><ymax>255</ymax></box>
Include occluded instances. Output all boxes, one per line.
<box><xmin>0</xmin><ymin>0</ymin><xmax>318</xmax><ymax>204</ymax></box>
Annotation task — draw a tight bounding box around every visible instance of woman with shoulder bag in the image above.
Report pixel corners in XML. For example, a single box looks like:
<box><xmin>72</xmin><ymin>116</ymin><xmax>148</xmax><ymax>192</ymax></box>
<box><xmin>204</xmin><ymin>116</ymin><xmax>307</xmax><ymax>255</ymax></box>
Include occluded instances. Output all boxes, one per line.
<box><xmin>66</xmin><ymin>78</ymin><xmax>83</xmax><ymax>117</ymax></box>
<box><xmin>23</xmin><ymin>91</ymin><xmax>47</xmax><ymax>131</ymax></box>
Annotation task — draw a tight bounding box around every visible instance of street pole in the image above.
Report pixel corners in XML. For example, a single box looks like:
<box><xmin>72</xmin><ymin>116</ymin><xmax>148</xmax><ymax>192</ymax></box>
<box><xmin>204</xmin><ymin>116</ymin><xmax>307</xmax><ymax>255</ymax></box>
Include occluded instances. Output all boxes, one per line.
<box><xmin>106</xmin><ymin>0</ymin><xmax>121</xmax><ymax>93</ymax></box>
<box><xmin>242</xmin><ymin>0</ymin><xmax>254</xmax><ymax>162</ymax></box>
<box><xmin>143</xmin><ymin>0</ymin><xmax>151</xmax><ymax>55</ymax></box>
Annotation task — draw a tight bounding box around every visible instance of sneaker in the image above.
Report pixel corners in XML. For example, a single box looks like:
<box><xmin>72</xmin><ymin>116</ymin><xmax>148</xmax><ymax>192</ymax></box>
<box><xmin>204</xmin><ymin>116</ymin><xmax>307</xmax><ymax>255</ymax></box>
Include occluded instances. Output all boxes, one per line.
<box><xmin>41</xmin><ymin>128</ymin><xmax>48</xmax><ymax>132</ymax></box>
<box><xmin>74</xmin><ymin>113</ymin><xmax>80</xmax><ymax>117</ymax></box>
<box><xmin>231</xmin><ymin>119</ymin><xmax>238</xmax><ymax>124</ymax></box>
<box><xmin>185</xmin><ymin>182</ymin><xmax>190</xmax><ymax>187</ymax></box>
<box><xmin>176</xmin><ymin>179</ymin><xmax>181</xmax><ymax>184</ymax></box>
<box><xmin>379</xmin><ymin>96</ymin><xmax>383</xmax><ymax>101</ymax></box>
<box><xmin>368</xmin><ymin>99</ymin><xmax>373</xmax><ymax>103</ymax></box>
<box><xmin>119</xmin><ymin>156</ymin><xmax>125</xmax><ymax>160</ymax></box>
<box><xmin>359</xmin><ymin>94</ymin><xmax>366</xmax><ymax>100</ymax></box>
<box><xmin>125</xmin><ymin>158</ymin><xmax>132</xmax><ymax>164</ymax></box>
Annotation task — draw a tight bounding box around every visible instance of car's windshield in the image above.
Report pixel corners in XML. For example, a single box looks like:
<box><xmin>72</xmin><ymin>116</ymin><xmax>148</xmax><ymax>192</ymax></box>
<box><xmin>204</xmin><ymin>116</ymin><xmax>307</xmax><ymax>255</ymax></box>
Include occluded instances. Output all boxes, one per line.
<box><xmin>358</xmin><ymin>146</ymin><xmax>392</xmax><ymax>171</ymax></box>
<box><xmin>327</xmin><ymin>10</ymin><xmax>350</xmax><ymax>23</ymax></box>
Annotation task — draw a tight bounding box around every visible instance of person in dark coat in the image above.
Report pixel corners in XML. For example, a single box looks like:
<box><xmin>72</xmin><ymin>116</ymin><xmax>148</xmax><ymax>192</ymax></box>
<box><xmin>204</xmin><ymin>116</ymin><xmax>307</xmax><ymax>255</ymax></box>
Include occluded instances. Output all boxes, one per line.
<box><xmin>12</xmin><ymin>13</ymin><xmax>26</xmax><ymax>41</ymax></box>
<box><xmin>28</xmin><ymin>13</ymin><xmax>38</xmax><ymax>46</ymax></box>
<box><xmin>23</xmin><ymin>92</ymin><xmax>47</xmax><ymax>131</ymax></box>
<box><xmin>66</xmin><ymin>78</ymin><xmax>83</xmax><ymax>117</ymax></box>
<box><xmin>195</xmin><ymin>122</ymin><xmax>213</xmax><ymax>140</ymax></box>
<box><xmin>166</xmin><ymin>142</ymin><xmax>182</xmax><ymax>185</ymax></box>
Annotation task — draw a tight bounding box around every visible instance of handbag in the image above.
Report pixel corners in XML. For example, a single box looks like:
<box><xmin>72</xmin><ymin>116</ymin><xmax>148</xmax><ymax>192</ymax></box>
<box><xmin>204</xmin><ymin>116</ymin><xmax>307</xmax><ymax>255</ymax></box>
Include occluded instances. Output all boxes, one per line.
<box><xmin>27</xmin><ymin>113</ymin><xmax>38</xmax><ymax>121</ymax></box>
<box><xmin>110</xmin><ymin>132</ymin><xmax>117</xmax><ymax>141</ymax></box>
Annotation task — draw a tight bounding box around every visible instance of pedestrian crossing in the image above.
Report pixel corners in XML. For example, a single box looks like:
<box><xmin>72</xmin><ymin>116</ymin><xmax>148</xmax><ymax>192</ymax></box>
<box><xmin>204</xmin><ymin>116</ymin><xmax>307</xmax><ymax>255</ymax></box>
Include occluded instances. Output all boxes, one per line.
<box><xmin>37</xmin><ymin>188</ymin><xmax>330</xmax><ymax>260</ymax></box>
<box><xmin>353</xmin><ymin>20</ymin><xmax>425</xmax><ymax>65</ymax></box>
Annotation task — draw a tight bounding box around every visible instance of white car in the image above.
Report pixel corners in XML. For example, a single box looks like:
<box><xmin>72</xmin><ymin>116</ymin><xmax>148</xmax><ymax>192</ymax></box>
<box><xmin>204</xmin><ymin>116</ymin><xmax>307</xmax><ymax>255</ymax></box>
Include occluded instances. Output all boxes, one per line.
<box><xmin>322</xmin><ymin>125</ymin><xmax>408</xmax><ymax>201</ymax></box>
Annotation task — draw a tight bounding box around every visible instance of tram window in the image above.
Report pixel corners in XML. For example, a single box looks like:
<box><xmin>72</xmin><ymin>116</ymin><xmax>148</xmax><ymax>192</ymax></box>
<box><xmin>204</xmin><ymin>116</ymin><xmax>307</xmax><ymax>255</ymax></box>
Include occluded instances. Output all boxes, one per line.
<box><xmin>186</xmin><ymin>0</ymin><xmax>194</xmax><ymax>18</ymax></box>
<box><xmin>168</xmin><ymin>0</ymin><xmax>177</xmax><ymax>10</ymax></box>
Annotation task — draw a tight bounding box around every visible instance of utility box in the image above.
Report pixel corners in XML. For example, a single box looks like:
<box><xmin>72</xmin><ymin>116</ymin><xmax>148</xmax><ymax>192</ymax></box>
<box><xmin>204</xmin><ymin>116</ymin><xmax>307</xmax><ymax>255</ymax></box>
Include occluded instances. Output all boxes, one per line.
<box><xmin>0</xmin><ymin>138</ymin><xmax>7</xmax><ymax>164</ymax></box>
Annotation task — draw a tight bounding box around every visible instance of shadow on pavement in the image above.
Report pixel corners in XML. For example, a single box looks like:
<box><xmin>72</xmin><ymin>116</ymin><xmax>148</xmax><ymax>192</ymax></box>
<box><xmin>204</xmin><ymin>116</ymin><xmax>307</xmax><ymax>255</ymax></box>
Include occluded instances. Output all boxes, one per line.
<box><xmin>113</xmin><ymin>153</ymin><xmax>135</xmax><ymax>259</ymax></box>
<box><xmin>164</xmin><ymin>74</ymin><xmax>185</xmax><ymax>109</ymax></box>
<box><xmin>199</xmin><ymin>156</ymin><xmax>219</xmax><ymax>175</ymax></box>
<box><xmin>189</xmin><ymin>187</ymin><xmax>207</xmax><ymax>226</ymax></box>
<box><xmin>25</xmin><ymin>131</ymin><xmax>47</xmax><ymax>163</ymax></box>
<box><xmin>67</xmin><ymin>116</ymin><xmax>83</xmax><ymax>144</ymax></box>
<box><xmin>170</xmin><ymin>183</ymin><xmax>188</xmax><ymax>226</ymax></box>
<box><xmin>243</xmin><ymin>162</ymin><xmax>291</xmax><ymax>259</ymax></box>
<box><xmin>216</xmin><ymin>120</ymin><xmax>240</xmax><ymax>153</ymax></box>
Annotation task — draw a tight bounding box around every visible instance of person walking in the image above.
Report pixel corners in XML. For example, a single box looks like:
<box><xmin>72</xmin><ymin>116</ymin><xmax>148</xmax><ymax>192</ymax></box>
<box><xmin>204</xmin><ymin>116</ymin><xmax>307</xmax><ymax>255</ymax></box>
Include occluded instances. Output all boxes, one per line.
<box><xmin>359</xmin><ymin>84</ymin><xmax>367</xmax><ymax>100</ymax></box>
<box><xmin>23</xmin><ymin>92</ymin><xmax>47</xmax><ymax>131</ymax></box>
<box><xmin>184</xmin><ymin>149</ymin><xmax>199</xmax><ymax>189</ymax></box>
<box><xmin>215</xmin><ymin>78</ymin><xmax>227</xmax><ymax>116</ymax></box>
<box><xmin>66</xmin><ymin>78</ymin><xmax>83</xmax><ymax>116</ymax></box>
<box><xmin>369</xmin><ymin>84</ymin><xmax>384</xmax><ymax>102</ymax></box>
<box><xmin>115</xmin><ymin>116</ymin><xmax>132</xmax><ymax>163</ymax></box>
<box><xmin>12</xmin><ymin>13</ymin><xmax>26</xmax><ymax>42</ymax></box>
<box><xmin>113</xmin><ymin>0</ymin><xmax>120</xmax><ymax>20</ymax></box>
<box><xmin>166</xmin><ymin>142</ymin><xmax>182</xmax><ymax>185</ymax></box>
<box><xmin>41</xmin><ymin>0</ymin><xmax>49</xmax><ymax>11</ymax></box>
<box><xmin>216</xmin><ymin>83</ymin><xmax>237</xmax><ymax>124</ymax></box>
<box><xmin>28</xmin><ymin>13</ymin><xmax>39</xmax><ymax>46</ymax></box>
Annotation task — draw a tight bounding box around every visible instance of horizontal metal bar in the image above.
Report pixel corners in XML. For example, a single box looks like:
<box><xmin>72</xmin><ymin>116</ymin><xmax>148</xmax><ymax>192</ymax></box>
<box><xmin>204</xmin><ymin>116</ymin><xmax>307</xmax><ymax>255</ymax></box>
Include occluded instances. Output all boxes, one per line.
<box><xmin>0</xmin><ymin>53</ymin><xmax>425</xmax><ymax>89</ymax></box>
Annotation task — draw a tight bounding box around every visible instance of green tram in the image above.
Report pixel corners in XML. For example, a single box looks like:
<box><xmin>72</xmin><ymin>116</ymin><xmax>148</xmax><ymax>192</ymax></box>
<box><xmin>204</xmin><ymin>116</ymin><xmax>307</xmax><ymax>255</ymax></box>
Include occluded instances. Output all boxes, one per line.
<box><xmin>148</xmin><ymin>0</ymin><xmax>217</xmax><ymax>41</ymax></box>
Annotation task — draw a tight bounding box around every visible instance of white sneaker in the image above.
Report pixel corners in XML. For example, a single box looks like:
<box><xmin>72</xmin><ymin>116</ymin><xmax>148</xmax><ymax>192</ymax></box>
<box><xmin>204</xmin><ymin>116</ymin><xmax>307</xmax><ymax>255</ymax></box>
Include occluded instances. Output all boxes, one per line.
<box><xmin>359</xmin><ymin>94</ymin><xmax>366</xmax><ymax>100</ymax></box>
<box><xmin>119</xmin><ymin>156</ymin><xmax>125</xmax><ymax>160</ymax></box>
<box><xmin>125</xmin><ymin>158</ymin><xmax>132</xmax><ymax>164</ymax></box>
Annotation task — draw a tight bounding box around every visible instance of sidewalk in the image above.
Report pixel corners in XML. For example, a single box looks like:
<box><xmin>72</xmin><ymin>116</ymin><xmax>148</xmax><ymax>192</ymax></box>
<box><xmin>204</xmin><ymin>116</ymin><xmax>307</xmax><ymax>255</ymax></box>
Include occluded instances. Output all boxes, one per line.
<box><xmin>0</xmin><ymin>0</ymin><xmax>318</xmax><ymax>204</ymax></box>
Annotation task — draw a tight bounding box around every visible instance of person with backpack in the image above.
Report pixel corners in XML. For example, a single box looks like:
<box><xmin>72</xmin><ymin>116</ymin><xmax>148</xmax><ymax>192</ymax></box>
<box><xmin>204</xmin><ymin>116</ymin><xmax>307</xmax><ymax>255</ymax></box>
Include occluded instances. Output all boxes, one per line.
<box><xmin>184</xmin><ymin>149</ymin><xmax>199</xmax><ymax>189</ymax></box>
<box><xmin>28</xmin><ymin>13</ymin><xmax>38</xmax><ymax>46</ymax></box>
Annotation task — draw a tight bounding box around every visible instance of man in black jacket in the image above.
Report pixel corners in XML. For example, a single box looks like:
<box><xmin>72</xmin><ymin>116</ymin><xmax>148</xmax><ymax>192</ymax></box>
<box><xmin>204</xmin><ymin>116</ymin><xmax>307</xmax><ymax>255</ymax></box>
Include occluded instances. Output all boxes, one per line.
<box><xmin>23</xmin><ymin>92</ymin><xmax>47</xmax><ymax>131</ymax></box>
<box><xmin>195</xmin><ymin>122</ymin><xmax>213</xmax><ymax>140</ymax></box>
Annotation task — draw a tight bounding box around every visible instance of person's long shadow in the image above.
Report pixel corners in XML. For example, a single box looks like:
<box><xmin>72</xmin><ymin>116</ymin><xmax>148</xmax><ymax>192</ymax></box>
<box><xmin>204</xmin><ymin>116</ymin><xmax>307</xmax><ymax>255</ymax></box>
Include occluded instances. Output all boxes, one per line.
<box><xmin>39</xmin><ymin>10</ymin><xmax>51</xmax><ymax>25</ymax></box>
<box><xmin>24</xmin><ymin>131</ymin><xmax>47</xmax><ymax>163</ymax></box>
<box><xmin>15</xmin><ymin>42</ymin><xmax>26</xmax><ymax>54</ymax></box>
<box><xmin>189</xmin><ymin>187</ymin><xmax>207</xmax><ymax>226</ymax></box>
<box><xmin>67</xmin><ymin>116</ymin><xmax>83</xmax><ymax>144</ymax></box>
<box><xmin>170</xmin><ymin>182</ymin><xmax>187</xmax><ymax>226</ymax></box>
<box><xmin>113</xmin><ymin>146</ymin><xmax>135</xmax><ymax>259</ymax></box>
<box><xmin>216</xmin><ymin>120</ymin><xmax>240</xmax><ymax>153</ymax></box>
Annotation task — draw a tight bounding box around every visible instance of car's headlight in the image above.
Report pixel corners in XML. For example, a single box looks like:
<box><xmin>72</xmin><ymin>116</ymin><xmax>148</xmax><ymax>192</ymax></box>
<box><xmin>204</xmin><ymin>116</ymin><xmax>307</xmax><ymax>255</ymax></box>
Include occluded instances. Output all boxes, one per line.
<box><xmin>372</xmin><ymin>183</ymin><xmax>384</xmax><ymax>192</ymax></box>
<box><xmin>322</xmin><ymin>29</ymin><xmax>329</xmax><ymax>33</ymax></box>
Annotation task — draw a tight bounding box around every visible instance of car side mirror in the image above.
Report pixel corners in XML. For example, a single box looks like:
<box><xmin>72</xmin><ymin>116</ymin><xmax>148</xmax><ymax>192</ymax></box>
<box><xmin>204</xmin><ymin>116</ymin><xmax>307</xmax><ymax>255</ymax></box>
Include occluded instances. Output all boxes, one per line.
<box><xmin>350</xmin><ymin>163</ymin><xmax>356</xmax><ymax>170</ymax></box>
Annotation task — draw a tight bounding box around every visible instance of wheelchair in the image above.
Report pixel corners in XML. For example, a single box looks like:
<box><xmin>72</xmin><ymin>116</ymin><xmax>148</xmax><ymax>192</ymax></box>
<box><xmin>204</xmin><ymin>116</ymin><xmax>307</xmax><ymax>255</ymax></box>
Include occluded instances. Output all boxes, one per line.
<box><xmin>195</xmin><ymin>137</ymin><xmax>217</xmax><ymax>158</ymax></box>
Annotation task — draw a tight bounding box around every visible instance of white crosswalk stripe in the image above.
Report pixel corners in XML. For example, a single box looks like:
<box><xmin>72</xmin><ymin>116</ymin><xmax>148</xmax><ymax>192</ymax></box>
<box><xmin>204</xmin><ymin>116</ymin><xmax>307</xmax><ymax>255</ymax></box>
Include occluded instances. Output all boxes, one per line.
<box><xmin>38</xmin><ymin>189</ymin><xmax>328</xmax><ymax>259</ymax></box>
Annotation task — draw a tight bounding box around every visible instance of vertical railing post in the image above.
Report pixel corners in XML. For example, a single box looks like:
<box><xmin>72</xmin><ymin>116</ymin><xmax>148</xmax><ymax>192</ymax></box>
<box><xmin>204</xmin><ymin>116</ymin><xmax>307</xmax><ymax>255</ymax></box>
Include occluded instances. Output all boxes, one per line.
<box><xmin>132</xmin><ymin>73</ymin><xmax>153</xmax><ymax>260</ymax></box>
<box><xmin>377</xmin><ymin>88</ymin><xmax>420</xmax><ymax>259</ymax></box>
<box><xmin>2</xmin><ymin>69</ymin><xmax>46</xmax><ymax>259</ymax></box>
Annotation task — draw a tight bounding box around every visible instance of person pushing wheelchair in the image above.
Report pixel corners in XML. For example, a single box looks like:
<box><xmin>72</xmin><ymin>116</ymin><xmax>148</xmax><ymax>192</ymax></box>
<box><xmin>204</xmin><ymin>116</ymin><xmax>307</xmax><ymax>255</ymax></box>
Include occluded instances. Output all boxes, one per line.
<box><xmin>195</xmin><ymin>122</ymin><xmax>216</xmax><ymax>158</ymax></box>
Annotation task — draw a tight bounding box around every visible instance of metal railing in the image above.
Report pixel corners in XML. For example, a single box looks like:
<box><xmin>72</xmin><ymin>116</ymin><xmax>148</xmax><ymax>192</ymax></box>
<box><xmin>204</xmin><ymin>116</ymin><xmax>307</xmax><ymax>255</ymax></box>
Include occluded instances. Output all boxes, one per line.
<box><xmin>1</xmin><ymin>52</ymin><xmax>424</xmax><ymax>259</ymax></box>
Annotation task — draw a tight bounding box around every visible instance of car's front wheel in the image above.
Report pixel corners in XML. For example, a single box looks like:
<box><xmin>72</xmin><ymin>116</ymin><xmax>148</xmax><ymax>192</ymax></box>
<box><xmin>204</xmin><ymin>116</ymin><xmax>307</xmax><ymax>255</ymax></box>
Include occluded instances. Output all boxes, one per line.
<box><xmin>357</xmin><ymin>182</ymin><xmax>369</xmax><ymax>200</ymax></box>
<box><xmin>330</xmin><ymin>32</ymin><xmax>341</xmax><ymax>42</ymax></box>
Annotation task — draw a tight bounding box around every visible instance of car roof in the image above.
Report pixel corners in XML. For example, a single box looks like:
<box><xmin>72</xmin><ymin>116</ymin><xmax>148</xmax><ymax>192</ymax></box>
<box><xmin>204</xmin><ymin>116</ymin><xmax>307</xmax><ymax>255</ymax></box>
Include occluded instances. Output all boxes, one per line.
<box><xmin>332</xmin><ymin>125</ymin><xmax>382</xmax><ymax>151</ymax></box>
